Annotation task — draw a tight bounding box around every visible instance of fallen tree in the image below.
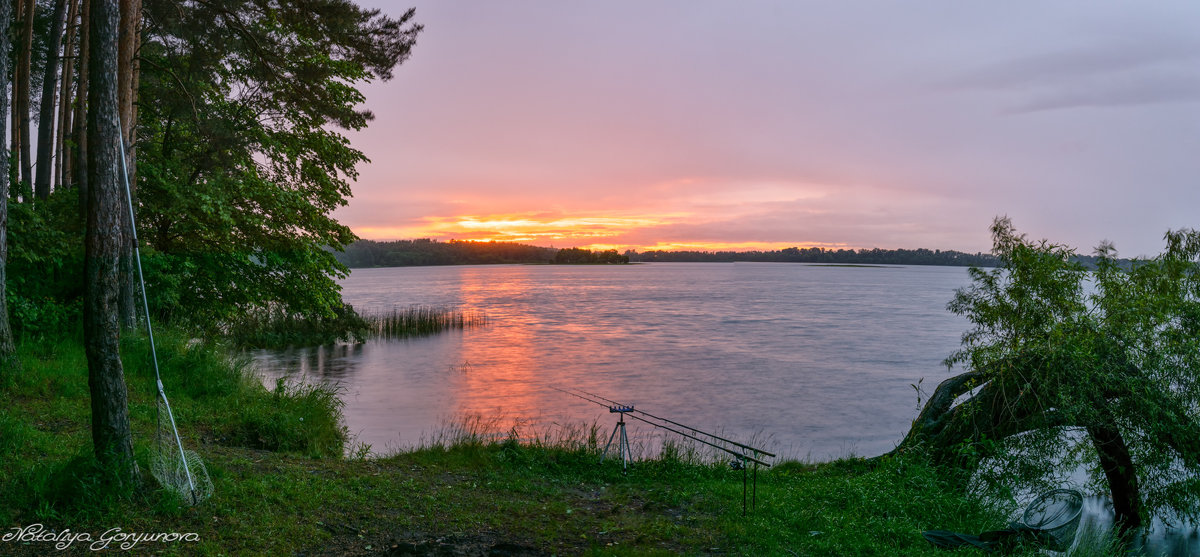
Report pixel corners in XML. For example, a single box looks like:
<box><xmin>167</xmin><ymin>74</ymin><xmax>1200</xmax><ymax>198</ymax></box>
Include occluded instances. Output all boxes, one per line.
<box><xmin>888</xmin><ymin>217</ymin><xmax>1200</xmax><ymax>536</ymax></box>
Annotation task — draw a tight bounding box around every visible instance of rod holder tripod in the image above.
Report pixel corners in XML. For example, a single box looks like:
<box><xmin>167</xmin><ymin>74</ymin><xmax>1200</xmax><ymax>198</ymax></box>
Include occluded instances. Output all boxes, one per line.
<box><xmin>731</xmin><ymin>453</ymin><xmax>761</xmax><ymax>516</ymax></box>
<box><xmin>601</xmin><ymin>406</ymin><xmax>634</xmax><ymax>473</ymax></box>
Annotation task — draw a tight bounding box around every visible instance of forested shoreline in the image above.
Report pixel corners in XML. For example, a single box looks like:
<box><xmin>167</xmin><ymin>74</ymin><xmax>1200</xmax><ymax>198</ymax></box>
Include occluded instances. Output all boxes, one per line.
<box><xmin>335</xmin><ymin>238</ymin><xmax>1003</xmax><ymax>267</ymax></box>
<box><xmin>334</xmin><ymin>238</ymin><xmax>1146</xmax><ymax>270</ymax></box>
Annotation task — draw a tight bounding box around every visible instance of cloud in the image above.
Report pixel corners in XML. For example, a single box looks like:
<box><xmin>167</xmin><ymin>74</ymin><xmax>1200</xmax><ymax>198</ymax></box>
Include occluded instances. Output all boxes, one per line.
<box><xmin>946</xmin><ymin>39</ymin><xmax>1200</xmax><ymax>112</ymax></box>
<box><xmin>1006</xmin><ymin>74</ymin><xmax>1200</xmax><ymax>113</ymax></box>
<box><xmin>337</xmin><ymin>1</ymin><xmax>1200</xmax><ymax>256</ymax></box>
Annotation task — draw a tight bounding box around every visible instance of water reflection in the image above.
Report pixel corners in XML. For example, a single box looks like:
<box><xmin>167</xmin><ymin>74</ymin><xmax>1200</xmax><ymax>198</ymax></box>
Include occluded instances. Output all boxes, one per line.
<box><xmin>258</xmin><ymin>343</ymin><xmax>364</xmax><ymax>382</ymax></box>
<box><xmin>452</xmin><ymin>267</ymin><xmax>547</xmax><ymax>433</ymax></box>
<box><xmin>249</xmin><ymin>263</ymin><xmax>1198</xmax><ymax>549</ymax></box>
<box><xmin>1075</xmin><ymin>497</ymin><xmax>1199</xmax><ymax>557</ymax></box>
<box><xmin>254</xmin><ymin>263</ymin><xmax>973</xmax><ymax>457</ymax></box>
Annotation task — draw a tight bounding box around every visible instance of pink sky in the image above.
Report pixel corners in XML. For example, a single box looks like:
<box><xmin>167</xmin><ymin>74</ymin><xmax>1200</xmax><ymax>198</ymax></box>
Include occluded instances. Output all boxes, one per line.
<box><xmin>337</xmin><ymin>1</ymin><xmax>1200</xmax><ymax>256</ymax></box>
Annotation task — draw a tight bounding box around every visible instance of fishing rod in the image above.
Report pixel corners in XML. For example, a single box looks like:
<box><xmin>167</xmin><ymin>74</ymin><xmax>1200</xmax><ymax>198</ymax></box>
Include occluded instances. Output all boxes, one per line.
<box><xmin>571</xmin><ymin>386</ymin><xmax>777</xmax><ymax>458</ymax></box>
<box><xmin>550</xmin><ymin>385</ymin><xmax>772</xmax><ymax>465</ymax></box>
<box><xmin>622</xmin><ymin>410</ymin><xmax>772</xmax><ymax>467</ymax></box>
<box><xmin>551</xmin><ymin>385</ymin><xmax>773</xmax><ymax>463</ymax></box>
<box><xmin>549</xmin><ymin>384</ymin><xmax>774</xmax><ymax>515</ymax></box>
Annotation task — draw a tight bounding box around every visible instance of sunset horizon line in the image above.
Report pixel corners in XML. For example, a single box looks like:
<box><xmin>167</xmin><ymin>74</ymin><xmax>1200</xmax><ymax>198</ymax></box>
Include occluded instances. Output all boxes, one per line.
<box><xmin>347</xmin><ymin>231</ymin><xmax>997</xmax><ymax>255</ymax></box>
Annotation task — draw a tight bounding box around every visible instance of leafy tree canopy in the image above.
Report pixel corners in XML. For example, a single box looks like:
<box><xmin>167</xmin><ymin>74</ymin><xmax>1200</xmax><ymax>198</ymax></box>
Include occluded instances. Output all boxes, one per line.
<box><xmin>136</xmin><ymin>0</ymin><xmax>420</xmax><ymax>327</ymax></box>
<box><xmin>894</xmin><ymin>217</ymin><xmax>1200</xmax><ymax>533</ymax></box>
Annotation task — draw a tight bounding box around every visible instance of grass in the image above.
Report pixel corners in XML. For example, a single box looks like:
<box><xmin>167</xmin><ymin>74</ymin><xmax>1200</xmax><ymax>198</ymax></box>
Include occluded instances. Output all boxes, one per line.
<box><xmin>0</xmin><ymin>332</ymin><xmax>1099</xmax><ymax>556</ymax></box>
<box><xmin>361</xmin><ymin>305</ymin><xmax>488</xmax><ymax>339</ymax></box>
<box><xmin>227</xmin><ymin>304</ymin><xmax>488</xmax><ymax>348</ymax></box>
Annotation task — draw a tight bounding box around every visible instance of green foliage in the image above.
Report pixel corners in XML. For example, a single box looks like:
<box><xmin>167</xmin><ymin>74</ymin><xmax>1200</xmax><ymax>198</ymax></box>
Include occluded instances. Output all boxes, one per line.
<box><xmin>362</xmin><ymin>305</ymin><xmax>488</xmax><ymax>338</ymax></box>
<box><xmin>3</xmin><ymin>190</ymin><xmax>84</xmax><ymax>343</ymax></box>
<box><xmin>133</xmin><ymin>1</ymin><xmax>421</xmax><ymax>331</ymax></box>
<box><xmin>946</xmin><ymin>217</ymin><xmax>1200</xmax><ymax>524</ymax></box>
<box><xmin>0</xmin><ymin>329</ymin><xmax>350</xmax><ymax>521</ymax></box>
<box><xmin>222</xmin><ymin>378</ymin><xmax>347</xmax><ymax>459</ymax></box>
<box><xmin>225</xmin><ymin>302</ymin><xmax>371</xmax><ymax>348</ymax></box>
<box><xmin>120</xmin><ymin>332</ymin><xmax>349</xmax><ymax>459</ymax></box>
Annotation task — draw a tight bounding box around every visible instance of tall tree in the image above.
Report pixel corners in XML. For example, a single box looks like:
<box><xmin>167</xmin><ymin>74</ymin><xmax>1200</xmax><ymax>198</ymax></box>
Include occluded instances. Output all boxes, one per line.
<box><xmin>11</xmin><ymin>0</ymin><xmax>24</xmax><ymax>191</ymax></box>
<box><xmin>84</xmin><ymin>0</ymin><xmax>135</xmax><ymax>480</ymax></box>
<box><xmin>57</xmin><ymin>0</ymin><xmax>82</xmax><ymax>190</ymax></box>
<box><xmin>36</xmin><ymin>0</ymin><xmax>70</xmax><ymax>199</ymax></box>
<box><xmin>17</xmin><ymin>0</ymin><xmax>35</xmax><ymax>191</ymax></box>
<box><xmin>0</xmin><ymin>0</ymin><xmax>16</xmax><ymax>363</ymax></box>
<box><xmin>137</xmin><ymin>0</ymin><xmax>420</xmax><ymax>327</ymax></box>
<box><xmin>75</xmin><ymin>0</ymin><xmax>91</xmax><ymax>210</ymax></box>
<box><xmin>116</xmin><ymin>0</ymin><xmax>141</xmax><ymax>328</ymax></box>
<box><xmin>892</xmin><ymin>218</ymin><xmax>1200</xmax><ymax>535</ymax></box>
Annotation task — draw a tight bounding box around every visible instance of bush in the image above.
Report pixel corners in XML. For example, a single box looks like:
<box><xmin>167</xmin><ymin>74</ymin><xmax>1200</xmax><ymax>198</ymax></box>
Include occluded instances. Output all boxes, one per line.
<box><xmin>222</xmin><ymin>378</ymin><xmax>347</xmax><ymax>458</ymax></box>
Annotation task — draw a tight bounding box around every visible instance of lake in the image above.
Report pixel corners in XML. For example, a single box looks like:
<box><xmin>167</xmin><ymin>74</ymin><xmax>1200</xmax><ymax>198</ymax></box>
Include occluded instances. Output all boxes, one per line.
<box><xmin>251</xmin><ymin>262</ymin><xmax>1198</xmax><ymax>554</ymax></box>
<box><xmin>251</xmin><ymin>262</ymin><xmax>971</xmax><ymax>459</ymax></box>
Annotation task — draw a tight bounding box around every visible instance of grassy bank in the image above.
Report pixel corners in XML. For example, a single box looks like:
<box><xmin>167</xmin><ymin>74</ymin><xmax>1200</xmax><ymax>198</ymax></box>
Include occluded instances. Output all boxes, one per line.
<box><xmin>2</xmin><ymin>333</ymin><xmax>1043</xmax><ymax>555</ymax></box>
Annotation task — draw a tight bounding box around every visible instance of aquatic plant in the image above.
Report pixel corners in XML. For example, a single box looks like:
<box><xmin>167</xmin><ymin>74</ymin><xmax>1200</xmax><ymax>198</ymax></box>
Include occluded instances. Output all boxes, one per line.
<box><xmin>361</xmin><ymin>305</ymin><xmax>488</xmax><ymax>339</ymax></box>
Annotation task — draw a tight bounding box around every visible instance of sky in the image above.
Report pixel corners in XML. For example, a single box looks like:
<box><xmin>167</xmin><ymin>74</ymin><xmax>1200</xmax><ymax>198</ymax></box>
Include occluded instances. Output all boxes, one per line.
<box><xmin>340</xmin><ymin>1</ymin><xmax>1200</xmax><ymax>256</ymax></box>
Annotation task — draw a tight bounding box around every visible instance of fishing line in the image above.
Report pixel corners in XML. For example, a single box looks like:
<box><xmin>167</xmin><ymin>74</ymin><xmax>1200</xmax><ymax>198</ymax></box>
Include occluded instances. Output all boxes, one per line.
<box><xmin>570</xmin><ymin>386</ymin><xmax>776</xmax><ymax>458</ymax></box>
<box><xmin>548</xmin><ymin>383</ymin><xmax>773</xmax><ymax>515</ymax></box>
<box><xmin>547</xmin><ymin>385</ymin><xmax>773</xmax><ymax>465</ymax></box>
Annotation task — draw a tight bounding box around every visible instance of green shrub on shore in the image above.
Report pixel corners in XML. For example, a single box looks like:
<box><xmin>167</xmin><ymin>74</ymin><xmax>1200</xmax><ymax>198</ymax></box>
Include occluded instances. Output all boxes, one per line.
<box><xmin>225</xmin><ymin>303</ymin><xmax>372</xmax><ymax>348</ymax></box>
<box><xmin>0</xmin><ymin>330</ymin><xmax>347</xmax><ymax>526</ymax></box>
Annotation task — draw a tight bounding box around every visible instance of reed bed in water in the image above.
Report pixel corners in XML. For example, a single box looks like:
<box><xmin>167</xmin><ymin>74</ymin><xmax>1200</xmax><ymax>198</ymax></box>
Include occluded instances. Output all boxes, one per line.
<box><xmin>361</xmin><ymin>305</ymin><xmax>488</xmax><ymax>339</ymax></box>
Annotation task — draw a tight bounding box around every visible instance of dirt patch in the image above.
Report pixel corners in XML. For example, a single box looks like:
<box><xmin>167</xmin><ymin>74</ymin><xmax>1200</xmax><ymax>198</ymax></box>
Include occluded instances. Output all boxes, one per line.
<box><xmin>381</xmin><ymin>534</ymin><xmax>543</xmax><ymax>556</ymax></box>
<box><xmin>305</xmin><ymin>531</ymin><xmax>544</xmax><ymax>557</ymax></box>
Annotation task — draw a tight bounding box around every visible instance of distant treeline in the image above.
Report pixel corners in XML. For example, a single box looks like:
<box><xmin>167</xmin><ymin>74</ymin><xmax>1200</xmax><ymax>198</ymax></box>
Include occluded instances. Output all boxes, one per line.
<box><xmin>334</xmin><ymin>239</ymin><xmax>1124</xmax><ymax>269</ymax></box>
<box><xmin>554</xmin><ymin>247</ymin><xmax>630</xmax><ymax>264</ymax></box>
<box><xmin>337</xmin><ymin>240</ymin><xmax>632</xmax><ymax>267</ymax></box>
<box><xmin>336</xmin><ymin>239</ymin><xmax>558</xmax><ymax>267</ymax></box>
<box><xmin>631</xmin><ymin>247</ymin><xmax>1000</xmax><ymax>267</ymax></box>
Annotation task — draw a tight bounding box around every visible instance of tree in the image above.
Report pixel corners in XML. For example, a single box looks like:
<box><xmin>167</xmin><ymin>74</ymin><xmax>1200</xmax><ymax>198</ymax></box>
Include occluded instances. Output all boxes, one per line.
<box><xmin>117</xmin><ymin>0</ymin><xmax>142</xmax><ymax>328</ymax></box>
<box><xmin>84</xmin><ymin>0</ymin><xmax>135</xmax><ymax>481</ymax></box>
<box><xmin>0</xmin><ymin>0</ymin><xmax>16</xmax><ymax>363</ymax></box>
<box><xmin>36</xmin><ymin>0</ymin><xmax>70</xmax><ymax>199</ymax></box>
<box><xmin>892</xmin><ymin>217</ymin><xmax>1200</xmax><ymax>536</ymax></box>
<box><xmin>76</xmin><ymin>0</ymin><xmax>92</xmax><ymax>204</ymax></box>
<box><xmin>56</xmin><ymin>0</ymin><xmax>82</xmax><ymax>190</ymax></box>
<box><xmin>133</xmin><ymin>0</ymin><xmax>421</xmax><ymax>328</ymax></box>
<box><xmin>16</xmin><ymin>0</ymin><xmax>35</xmax><ymax>191</ymax></box>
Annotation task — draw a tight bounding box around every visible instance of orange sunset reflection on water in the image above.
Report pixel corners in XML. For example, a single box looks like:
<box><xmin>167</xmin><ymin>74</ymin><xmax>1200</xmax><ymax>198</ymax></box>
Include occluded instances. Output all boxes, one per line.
<box><xmin>251</xmin><ymin>263</ymin><xmax>977</xmax><ymax>459</ymax></box>
<box><xmin>448</xmin><ymin>267</ymin><xmax>547</xmax><ymax>432</ymax></box>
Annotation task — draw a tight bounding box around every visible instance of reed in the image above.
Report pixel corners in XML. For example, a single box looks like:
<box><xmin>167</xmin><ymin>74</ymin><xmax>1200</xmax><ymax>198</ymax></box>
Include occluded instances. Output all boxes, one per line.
<box><xmin>361</xmin><ymin>305</ymin><xmax>488</xmax><ymax>339</ymax></box>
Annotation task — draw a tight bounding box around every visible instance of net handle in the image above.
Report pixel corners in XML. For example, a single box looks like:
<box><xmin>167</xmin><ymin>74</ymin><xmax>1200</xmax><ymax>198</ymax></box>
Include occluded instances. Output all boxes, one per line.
<box><xmin>118</xmin><ymin>121</ymin><xmax>196</xmax><ymax>498</ymax></box>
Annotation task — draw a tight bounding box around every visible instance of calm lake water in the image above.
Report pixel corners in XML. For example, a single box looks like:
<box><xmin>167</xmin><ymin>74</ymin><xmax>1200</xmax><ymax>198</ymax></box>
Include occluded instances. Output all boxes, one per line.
<box><xmin>251</xmin><ymin>262</ymin><xmax>1197</xmax><ymax>554</ymax></box>
<box><xmin>252</xmin><ymin>262</ymin><xmax>970</xmax><ymax>458</ymax></box>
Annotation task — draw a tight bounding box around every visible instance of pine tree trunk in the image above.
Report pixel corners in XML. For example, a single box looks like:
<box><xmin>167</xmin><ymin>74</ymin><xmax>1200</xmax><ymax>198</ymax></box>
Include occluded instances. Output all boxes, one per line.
<box><xmin>116</xmin><ymin>0</ymin><xmax>141</xmax><ymax>329</ymax></box>
<box><xmin>57</xmin><ymin>0</ymin><xmax>80</xmax><ymax>190</ymax></box>
<box><xmin>11</xmin><ymin>0</ymin><xmax>23</xmax><ymax>197</ymax></box>
<box><xmin>75</xmin><ymin>0</ymin><xmax>91</xmax><ymax>213</ymax></box>
<box><xmin>18</xmin><ymin>0</ymin><xmax>35</xmax><ymax>193</ymax></box>
<box><xmin>35</xmin><ymin>0</ymin><xmax>69</xmax><ymax>199</ymax></box>
<box><xmin>0</xmin><ymin>0</ymin><xmax>16</xmax><ymax>363</ymax></box>
<box><xmin>85</xmin><ymin>0</ymin><xmax>134</xmax><ymax>481</ymax></box>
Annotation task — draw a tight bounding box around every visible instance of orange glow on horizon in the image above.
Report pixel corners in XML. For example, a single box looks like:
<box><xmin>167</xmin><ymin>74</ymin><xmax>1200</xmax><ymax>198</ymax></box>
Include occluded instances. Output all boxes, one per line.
<box><xmin>352</xmin><ymin>212</ymin><xmax>857</xmax><ymax>253</ymax></box>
